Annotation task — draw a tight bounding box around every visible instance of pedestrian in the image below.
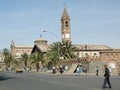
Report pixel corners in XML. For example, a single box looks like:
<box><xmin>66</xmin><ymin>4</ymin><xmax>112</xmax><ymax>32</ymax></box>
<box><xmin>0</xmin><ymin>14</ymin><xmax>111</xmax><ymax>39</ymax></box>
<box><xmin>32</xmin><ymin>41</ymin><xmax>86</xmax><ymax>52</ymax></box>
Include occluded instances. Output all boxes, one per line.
<box><xmin>65</xmin><ymin>65</ymin><xmax>68</xmax><ymax>72</ymax></box>
<box><xmin>79</xmin><ymin>65</ymin><xmax>83</xmax><ymax>75</ymax></box>
<box><xmin>83</xmin><ymin>68</ymin><xmax>87</xmax><ymax>75</ymax></box>
<box><xmin>76</xmin><ymin>65</ymin><xmax>80</xmax><ymax>76</ymax></box>
<box><xmin>52</xmin><ymin>65</ymin><xmax>56</xmax><ymax>74</ymax></box>
<box><xmin>102</xmin><ymin>65</ymin><xmax>112</xmax><ymax>89</ymax></box>
<box><xmin>59</xmin><ymin>65</ymin><xmax>63</xmax><ymax>74</ymax></box>
<box><xmin>96</xmin><ymin>66</ymin><xmax>99</xmax><ymax>76</ymax></box>
<box><xmin>29</xmin><ymin>66</ymin><xmax>32</xmax><ymax>71</ymax></box>
<box><xmin>76</xmin><ymin>64</ymin><xmax>82</xmax><ymax>76</ymax></box>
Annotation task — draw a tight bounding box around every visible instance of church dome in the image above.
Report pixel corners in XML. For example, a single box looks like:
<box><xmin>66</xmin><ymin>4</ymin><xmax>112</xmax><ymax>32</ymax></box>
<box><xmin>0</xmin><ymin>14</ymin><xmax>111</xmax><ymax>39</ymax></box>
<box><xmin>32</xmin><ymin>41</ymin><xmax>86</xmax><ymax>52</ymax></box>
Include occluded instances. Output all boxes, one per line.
<box><xmin>34</xmin><ymin>35</ymin><xmax>47</xmax><ymax>45</ymax></box>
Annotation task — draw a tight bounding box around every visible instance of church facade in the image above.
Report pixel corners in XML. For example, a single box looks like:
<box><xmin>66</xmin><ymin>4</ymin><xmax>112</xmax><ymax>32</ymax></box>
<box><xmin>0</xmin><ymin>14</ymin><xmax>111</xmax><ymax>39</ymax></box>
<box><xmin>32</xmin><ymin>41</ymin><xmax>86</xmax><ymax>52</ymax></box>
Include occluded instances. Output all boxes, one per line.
<box><xmin>10</xmin><ymin>7</ymin><xmax>120</xmax><ymax>75</ymax></box>
<box><xmin>60</xmin><ymin>7</ymin><xmax>120</xmax><ymax>75</ymax></box>
<box><xmin>10</xmin><ymin>40</ymin><xmax>33</xmax><ymax>59</ymax></box>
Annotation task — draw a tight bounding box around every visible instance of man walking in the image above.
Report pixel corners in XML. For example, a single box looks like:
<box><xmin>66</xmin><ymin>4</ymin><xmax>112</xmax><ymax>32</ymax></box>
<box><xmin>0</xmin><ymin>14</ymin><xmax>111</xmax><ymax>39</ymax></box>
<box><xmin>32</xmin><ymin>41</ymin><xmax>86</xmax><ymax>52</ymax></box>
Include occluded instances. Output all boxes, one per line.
<box><xmin>102</xmin><ymin>65</ymin><xmax>112</xmax><ymax>89</ymax></box>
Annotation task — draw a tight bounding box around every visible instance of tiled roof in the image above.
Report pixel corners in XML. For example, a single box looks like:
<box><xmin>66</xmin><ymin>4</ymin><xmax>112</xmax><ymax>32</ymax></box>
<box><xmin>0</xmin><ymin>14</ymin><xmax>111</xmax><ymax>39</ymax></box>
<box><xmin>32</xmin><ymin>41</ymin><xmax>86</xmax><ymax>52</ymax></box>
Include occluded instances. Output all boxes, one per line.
<box><xmin>74</xmin><ymin>44</ymin><xmax>112</xmax><ymax>50</ymax></box>
<box><xmin>36</xmin><ymin>44</ymin><xmax>48</xmax><ymax>52</ymax></box>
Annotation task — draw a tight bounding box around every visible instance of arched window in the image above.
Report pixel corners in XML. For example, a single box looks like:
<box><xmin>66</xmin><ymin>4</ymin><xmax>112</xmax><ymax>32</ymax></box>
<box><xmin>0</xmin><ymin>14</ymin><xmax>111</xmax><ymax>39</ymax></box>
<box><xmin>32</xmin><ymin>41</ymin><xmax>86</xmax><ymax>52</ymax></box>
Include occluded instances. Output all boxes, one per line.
<box><xmin>85</xmin><ymin>53</ymin><xmax>89</xmax><ymax>57</ymax></box>
<box><xmin>93</xmin><ymin>53</ymin><xmax>97</xmax><ymax>58</ymax></box>
<box><xmin>16</xmin><ymin>50</ymin><xmax>18</xmax><ymax>52</ymax></box>
<box><xmin>65</xmin><ymin>21</ymin><xmax>68</xmax><ymax>27</ymax></box>
<box><xmin>93</xmin><ymin>53</ymin><xmax>97</xmax><ymax>56</ymax></box>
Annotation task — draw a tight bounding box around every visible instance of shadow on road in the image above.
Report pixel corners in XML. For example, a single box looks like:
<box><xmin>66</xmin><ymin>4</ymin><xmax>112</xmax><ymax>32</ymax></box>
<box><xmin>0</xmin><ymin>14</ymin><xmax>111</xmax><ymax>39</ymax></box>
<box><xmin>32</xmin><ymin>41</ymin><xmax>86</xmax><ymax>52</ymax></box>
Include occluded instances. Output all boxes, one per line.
<box><xmin>0</xmin><ymin>75</ymin><xmax>14</xmax><ymax>81</ymax></box>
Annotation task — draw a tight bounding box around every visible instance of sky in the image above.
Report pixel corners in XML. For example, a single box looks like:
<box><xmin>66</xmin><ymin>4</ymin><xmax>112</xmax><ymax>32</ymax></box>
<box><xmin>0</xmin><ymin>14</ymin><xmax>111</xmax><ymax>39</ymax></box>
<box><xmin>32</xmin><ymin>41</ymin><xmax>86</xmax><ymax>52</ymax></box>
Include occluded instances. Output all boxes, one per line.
<box><xmin>0</xmin><ymin>0</ymin><xmax>120</xmax><ymax>50</ymax></box>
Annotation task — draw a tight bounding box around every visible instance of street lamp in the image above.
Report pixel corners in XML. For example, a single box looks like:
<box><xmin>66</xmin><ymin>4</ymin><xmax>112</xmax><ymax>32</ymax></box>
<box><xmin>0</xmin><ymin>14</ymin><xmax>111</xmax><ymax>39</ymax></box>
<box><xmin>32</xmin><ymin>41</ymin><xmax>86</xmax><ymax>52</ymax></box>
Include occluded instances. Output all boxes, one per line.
<box><xmin>43</xmin><ymin>30</ymin><xmax>60</xmax><ymax>60</ymax></box>
<box><xmin>43</xmin><ymin>30</ymin><xmax>59</xmax><ymax>41</ymax></box>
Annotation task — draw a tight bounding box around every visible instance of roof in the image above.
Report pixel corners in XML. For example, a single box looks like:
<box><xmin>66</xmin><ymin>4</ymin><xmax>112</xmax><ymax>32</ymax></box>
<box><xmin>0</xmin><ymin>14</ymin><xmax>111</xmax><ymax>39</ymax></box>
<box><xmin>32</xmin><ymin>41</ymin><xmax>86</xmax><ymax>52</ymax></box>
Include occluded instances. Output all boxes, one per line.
<box><xmin>32</xmin><ymin>44</ymin><xmax>49</xmax><ymax>53</ymax></box>
<box><xmin>15</xmin><ymin>45</ymin><xmax>33</xmax><ymax>48</ymax></box>
<box><xmin>61</xmin><ymin>6</ymin><xmax>70</xmax><ymax>19</ymax></box>
<box><xmin>34</xmin><ymin>36</ymin><xmax>47</xmax><ymax>42</ymax></box>
<box><xmin>74</xmin><ymin>44</ymin><xmax>112</xmax><ymax>50</ymax></box>
<box><xmin>100</xmin><ymin>49</ymin><xmax>120</xmax><ymax>53</ymax></box>
<box><xmin>36</xmin><ymin>44</ymin><xmax>48</xmax><ymax>52</ymax></box>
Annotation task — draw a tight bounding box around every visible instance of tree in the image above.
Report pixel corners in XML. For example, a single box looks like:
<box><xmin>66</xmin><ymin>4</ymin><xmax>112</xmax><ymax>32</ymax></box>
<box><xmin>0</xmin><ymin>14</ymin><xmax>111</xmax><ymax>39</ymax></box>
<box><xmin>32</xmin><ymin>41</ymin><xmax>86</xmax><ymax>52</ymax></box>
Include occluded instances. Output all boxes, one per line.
<box><xmin>46</xmin><ymin>42</ymin><xmax>60</xmax><ymax>65</ymax></box>
<box><xmin>4</xmin><ymin>53</ymin><xmax>18</xmax><ymax>69</ymax></box>
<box><xmin>30</xmin><ymin>52</ymin><xmax>44</xmax><ymax>72</ymax></box>
<box><xmin>60</xmin><ymin>41</ymin><xmax>77</xmax><ymax>60</ymax></box>
<box><xmin>46</xmin><ymin>41</ymin><xmax>77</xmax><ymax>65</ymax></box>
<box><xmin>21</xmin><ymin>53</ymin><xmax>29</xmax><ymax>69</ymax></box>
<box><xmin>3</xmin><ymin>48</ymin><xmax>18</xmax><ymax>70</ymax></box>
<box><xmin>2</xmin><ymin>48</ymin><xmax>10</xmax><ymax>58</ymax></box>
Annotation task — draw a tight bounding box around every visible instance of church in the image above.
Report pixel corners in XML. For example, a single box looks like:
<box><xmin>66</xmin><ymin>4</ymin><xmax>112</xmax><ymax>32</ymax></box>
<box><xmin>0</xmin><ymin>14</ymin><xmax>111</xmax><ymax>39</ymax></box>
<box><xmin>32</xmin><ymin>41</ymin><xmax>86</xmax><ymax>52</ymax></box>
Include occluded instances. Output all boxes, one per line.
<box><xmin>11</xmin><ymin>7</ymin><xmax>120</xmax><ymax>75</ymax></box>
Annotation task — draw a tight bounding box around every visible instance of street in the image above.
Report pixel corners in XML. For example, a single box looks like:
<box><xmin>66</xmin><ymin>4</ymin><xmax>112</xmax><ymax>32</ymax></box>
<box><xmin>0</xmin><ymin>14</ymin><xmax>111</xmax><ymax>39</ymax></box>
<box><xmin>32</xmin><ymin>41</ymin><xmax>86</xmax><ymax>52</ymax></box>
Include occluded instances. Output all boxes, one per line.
<box><xmin>0</xmin><ymin>71</ymin><xmax>120</xmax><ymax>90</ymax></box>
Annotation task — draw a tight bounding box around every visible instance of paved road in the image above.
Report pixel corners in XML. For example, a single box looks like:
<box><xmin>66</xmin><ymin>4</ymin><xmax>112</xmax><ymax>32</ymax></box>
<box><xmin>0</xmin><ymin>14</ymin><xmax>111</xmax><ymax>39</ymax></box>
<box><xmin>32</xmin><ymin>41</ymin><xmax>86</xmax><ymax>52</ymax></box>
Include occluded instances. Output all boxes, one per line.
<box><xmin>0</xmin><ymin>71</ymin><xmax>120</xmax><ymax>90</ymax></box>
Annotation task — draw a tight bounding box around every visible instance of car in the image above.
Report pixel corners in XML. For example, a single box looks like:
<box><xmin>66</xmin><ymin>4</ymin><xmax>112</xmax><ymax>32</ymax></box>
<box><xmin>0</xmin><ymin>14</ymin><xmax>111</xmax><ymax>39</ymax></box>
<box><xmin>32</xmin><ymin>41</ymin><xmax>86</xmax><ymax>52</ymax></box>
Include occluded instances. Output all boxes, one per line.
<box><xmin>16</xmin><ymin>69</ymin><xmax>23</xmax><ymax>73</ymax></box>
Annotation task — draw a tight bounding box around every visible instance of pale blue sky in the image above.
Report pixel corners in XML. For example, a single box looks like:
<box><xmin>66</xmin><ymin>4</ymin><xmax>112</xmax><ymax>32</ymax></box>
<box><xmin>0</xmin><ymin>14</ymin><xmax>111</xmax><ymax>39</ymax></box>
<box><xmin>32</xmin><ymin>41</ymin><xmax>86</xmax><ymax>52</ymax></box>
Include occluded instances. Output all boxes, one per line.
<box><xmin>0</xmin><ymin>0</ymin><xmax>120</xmax><ymax>50</ymax></box>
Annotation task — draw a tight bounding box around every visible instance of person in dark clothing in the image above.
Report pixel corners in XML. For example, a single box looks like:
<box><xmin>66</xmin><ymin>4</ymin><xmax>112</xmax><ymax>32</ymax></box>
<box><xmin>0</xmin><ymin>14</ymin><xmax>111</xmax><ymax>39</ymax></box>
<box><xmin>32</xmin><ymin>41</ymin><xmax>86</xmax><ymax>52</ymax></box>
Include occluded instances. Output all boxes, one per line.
<box><xmin>96</xmin><ymin>66</ymin><xmax>99</xmax><ymax>76</ymax></box>
<box><xmin>102</xmin><ymin>65</ymin><xmax>112</xmax><ymax>89</ymax></box>
<box><xmin>59</xmin><ymin>65</ymin><xmax>63</xmax><ymax>74</ymax></box>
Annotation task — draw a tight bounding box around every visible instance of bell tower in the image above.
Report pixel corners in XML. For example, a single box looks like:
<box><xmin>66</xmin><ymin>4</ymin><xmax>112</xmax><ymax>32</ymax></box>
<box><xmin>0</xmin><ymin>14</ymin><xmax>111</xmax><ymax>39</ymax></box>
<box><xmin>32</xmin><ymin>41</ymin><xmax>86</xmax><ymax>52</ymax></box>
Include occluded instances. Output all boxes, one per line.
<box><xmin>61</xmin><ymin>6</ymin><xmax>71</xmax><ymax>42</ymax></box>
<box><xmin>11</xmin><ymin>40</ymin><xmax>15</xmax><ymax>57</ymax></box>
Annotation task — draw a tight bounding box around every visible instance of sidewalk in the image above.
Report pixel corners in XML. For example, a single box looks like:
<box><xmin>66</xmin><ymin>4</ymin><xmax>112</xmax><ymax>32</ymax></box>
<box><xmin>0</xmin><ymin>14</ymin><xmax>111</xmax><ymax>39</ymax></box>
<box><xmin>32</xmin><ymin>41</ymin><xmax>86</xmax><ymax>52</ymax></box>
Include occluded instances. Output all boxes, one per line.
<box><xmin>28</xmin><ymin>70</ymin><xmax>120</xmax><ymax>76</ymax></box>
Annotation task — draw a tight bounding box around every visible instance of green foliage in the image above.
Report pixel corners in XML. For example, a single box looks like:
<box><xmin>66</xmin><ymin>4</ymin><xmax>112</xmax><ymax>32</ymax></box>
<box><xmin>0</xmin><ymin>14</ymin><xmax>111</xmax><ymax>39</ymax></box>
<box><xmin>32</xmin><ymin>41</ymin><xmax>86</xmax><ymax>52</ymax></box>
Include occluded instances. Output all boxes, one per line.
<box><xmin>30</xmin><ymin>52</ymin><xmax>44</xmax><ymax>72</ymax></box>
<box><xmin>46</xmin><ymin>42</ymin><xmax>60</xmax><ymax>65</ymax></box>
<box><xmin>2</xmin><ymin>48</ymin><xmax>10</xmax><ymax>57</ymax></box>
<box><xmin>21</xmin><ymin>53</ymin><xmax>29</xmax><ymax>68</ymax></box>
<box><xmin>46</xmin><ymin>41</ymin><xmax>77</xmax><ymax>65</ymax></box>
<box><xmin>60</xmin><ymin>41</ymin><xmax>77</xmax><ymax>59</ymax></box>
<box><xmin>4</xmin><ymin>53</ymin><xmax>19</xmax><ymax>68</ymax></box>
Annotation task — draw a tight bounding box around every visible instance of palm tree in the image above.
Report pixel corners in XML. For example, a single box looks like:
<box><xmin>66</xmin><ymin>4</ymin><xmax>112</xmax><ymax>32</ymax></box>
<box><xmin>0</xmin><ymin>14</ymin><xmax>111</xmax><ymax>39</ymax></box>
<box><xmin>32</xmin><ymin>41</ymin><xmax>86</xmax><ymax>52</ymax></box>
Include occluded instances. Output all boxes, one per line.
<box><xmin>21</xmin><ymin>53</ymin><xmax>29</xmax><ymax>70</ymax></box>
<box><xmin>46</xmin><ymin>42</ymin><xmax>60</xmax><ymax>65</ymax></box>
<box><xmin>46</xmin><ymin>41</ymin><xmax>77</xmax><ymax>65</ymax></box>
<box><xmin>3</xmin><ymin>48</ymin><xmax>19</xmax><ymax>70</ymax></box>
<box><xmin>30</xmin><ymin>52</ymin><xmax>44</xmax><ymax>72</ymax></box>
<box><xmin>46</xmin><ymin>49</ymin><xmax>58</xmax><ymax>65</ymax></box>
<box><xmin>60</xmin><ymin>41</ymin><xmax>77</xmax><ymax>60</ymax></box>
<box><xmin>3</xmin><ymin>48</ymin><xmax>10</xmax><ymax>58</ymax></box>
<box><xmin>4</xmin><ymin>53</ymin><xmax>18</xmax><ymax>69</ymax></box>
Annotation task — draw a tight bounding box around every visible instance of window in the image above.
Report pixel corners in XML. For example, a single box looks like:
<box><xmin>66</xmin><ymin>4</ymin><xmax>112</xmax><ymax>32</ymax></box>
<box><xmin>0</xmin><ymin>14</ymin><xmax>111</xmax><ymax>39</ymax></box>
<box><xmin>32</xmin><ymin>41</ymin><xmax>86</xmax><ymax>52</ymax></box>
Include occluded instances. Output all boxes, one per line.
<box><xmin>16</xmin><ymin>50</ymin><xmax>18</xmax><ymax>52</ymax></box>
<box><xmin>65</xmin><ymin>21</ymin><xmax>68</xmax><ymax>27</ymax></box>
<box><xmin>93</xmin><ymin>53</ymin><xmax>97</xmax><ymax>58</ymax></box>
<box><xmin>65</xmin><ymin>34</ymin><xmax>70</xmax><ymax>38</ymax></box>
<box><xmin>85</xmin><ymin>53</ymin><xmax>89</xmax><ymax>57</ymax></box>
<box><xmin>93</xmin><ymin>53</ymin><xmax>97</xmax><ymax>56</ymax></box>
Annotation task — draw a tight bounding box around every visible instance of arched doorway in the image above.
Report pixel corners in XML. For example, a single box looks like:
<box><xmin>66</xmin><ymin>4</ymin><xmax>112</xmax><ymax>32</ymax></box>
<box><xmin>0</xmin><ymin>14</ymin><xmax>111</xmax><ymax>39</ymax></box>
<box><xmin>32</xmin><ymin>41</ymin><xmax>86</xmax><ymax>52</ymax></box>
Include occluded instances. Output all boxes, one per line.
<box><xmin>107</xmin><ymin>59</ymin><xmax>118</xmax><ymax>74</ymax></box>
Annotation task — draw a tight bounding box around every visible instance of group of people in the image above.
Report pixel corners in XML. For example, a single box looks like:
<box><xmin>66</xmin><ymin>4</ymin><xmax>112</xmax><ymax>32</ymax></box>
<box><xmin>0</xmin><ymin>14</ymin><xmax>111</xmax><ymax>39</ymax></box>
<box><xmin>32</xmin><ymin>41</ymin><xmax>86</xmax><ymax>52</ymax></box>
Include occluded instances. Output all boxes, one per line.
<box><xmin>52</xmin><ymin>65</ymin><xmax>68</xmax><ymax>74</ymax></box>
<box><xmin>75</xmin><ymin>64</ymin><xmax>112</xmax><ymax>89</ymax></box>
<box><xmin>74</xmin><ymin>64</ymin><xmax>88</xmax><ymax>76</ymax></box>
<box><xmin>52</xmin><ymin>64</ymin><xmax>112</xmax><ymax>89</ymax></box>
<box><xmin>96</xmin><ymin>66</ymin><xmax>112</xmax><ymax>76</ymax></box>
